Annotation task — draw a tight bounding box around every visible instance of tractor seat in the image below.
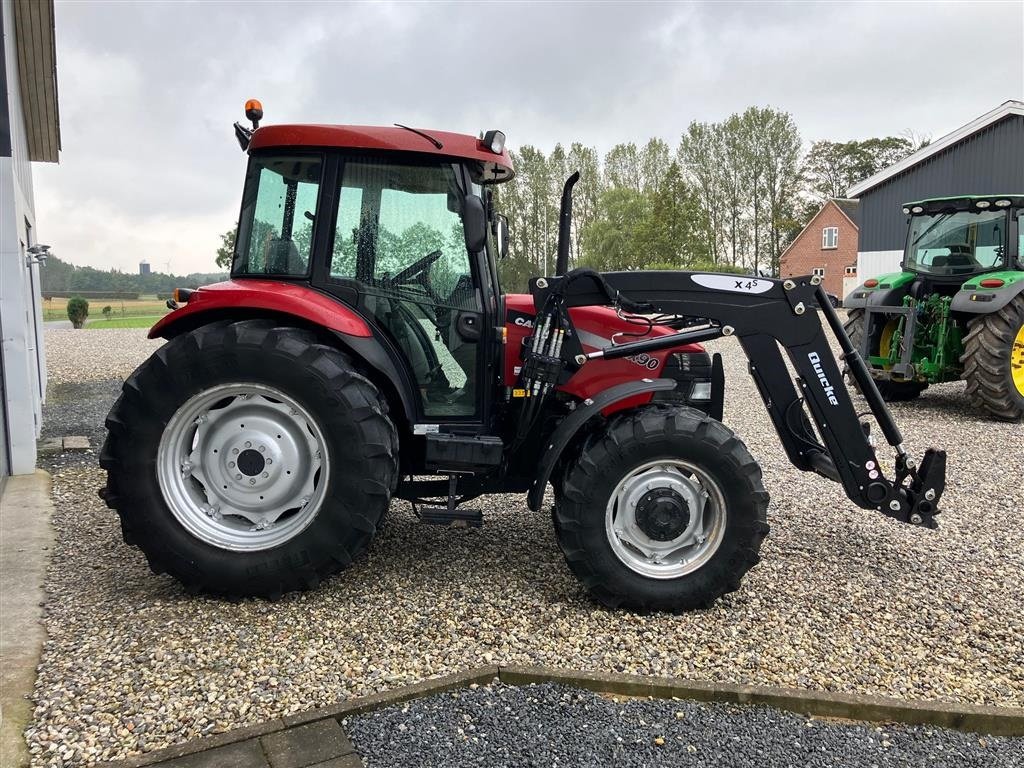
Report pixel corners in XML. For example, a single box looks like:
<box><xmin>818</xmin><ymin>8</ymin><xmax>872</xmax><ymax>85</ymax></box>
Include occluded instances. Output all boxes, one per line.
<box><xmin>265</xmin><ymin>238</ymin><xmax>306</xmax><ymax>275</ymax></box>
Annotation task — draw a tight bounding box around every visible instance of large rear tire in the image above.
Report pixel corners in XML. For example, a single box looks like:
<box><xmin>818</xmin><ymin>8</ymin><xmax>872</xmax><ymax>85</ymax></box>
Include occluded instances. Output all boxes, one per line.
<box><xmin>100</xmin><ymin>319</ymin><xmax>398</xmax><ymax>599</ymax></box>
<box><xmin>553</xmin><ymin>406</ymin><xmax>769</xmax><ymax>612</ymax></box>
<box><xmin>960</xmin><ymin>294</ymin><xmax>1024</xmax><ymax>421</ymax></box>
<box><xmin>843</xmin><ymin>308</ymin><xmax>926</xmax><ymax>401</ymax></box>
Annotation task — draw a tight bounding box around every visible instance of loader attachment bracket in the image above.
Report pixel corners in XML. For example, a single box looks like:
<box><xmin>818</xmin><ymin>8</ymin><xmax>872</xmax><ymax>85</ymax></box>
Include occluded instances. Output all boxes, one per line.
<box><xmin>530</xmin><ymin>269</ymin><xmax>947</xmax><ymax>528</ymax></box>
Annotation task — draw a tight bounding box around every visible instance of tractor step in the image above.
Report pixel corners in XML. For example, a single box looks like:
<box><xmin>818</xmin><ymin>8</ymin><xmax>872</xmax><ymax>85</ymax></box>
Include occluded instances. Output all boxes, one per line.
<box><xmin>417</xmin><ymin>506</ymin><xmax>483</xmax><ymax>527</ymax></box>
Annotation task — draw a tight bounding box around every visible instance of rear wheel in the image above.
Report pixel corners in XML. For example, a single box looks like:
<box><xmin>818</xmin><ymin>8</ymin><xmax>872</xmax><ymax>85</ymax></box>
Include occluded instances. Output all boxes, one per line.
<box><xmin>961</xmin><ymin>294</ymin><xmax>1024</xmax><ymax>421</ymax></box>
<box><xmin>843</xmin><ymin>308</ymin><xmax>927</xmax><ymax>401</ymax></box>
<box><xmin>100</xmin><ymin>319</ymin><xmax>398</xmax><ymax>598</ymax></box>
<box><xmin>554</xmin><ymin>406</ymin><xmax>769</xmax><ymax>612</ymax></box>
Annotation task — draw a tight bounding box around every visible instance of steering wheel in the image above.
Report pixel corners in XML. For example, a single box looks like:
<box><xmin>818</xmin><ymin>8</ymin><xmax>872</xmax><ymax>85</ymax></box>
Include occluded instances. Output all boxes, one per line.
<box><xmin>392</xmin><ymin>249</ymin><xmax>443</xmax><ymax>285</ymax></box>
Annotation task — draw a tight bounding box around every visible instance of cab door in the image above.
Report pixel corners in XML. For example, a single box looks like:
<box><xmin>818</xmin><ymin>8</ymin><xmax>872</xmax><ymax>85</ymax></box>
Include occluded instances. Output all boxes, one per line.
<box><xmin>316</xmin><ymin>155</ymin><xmax>488</xmax><ymax>422</ymax></box>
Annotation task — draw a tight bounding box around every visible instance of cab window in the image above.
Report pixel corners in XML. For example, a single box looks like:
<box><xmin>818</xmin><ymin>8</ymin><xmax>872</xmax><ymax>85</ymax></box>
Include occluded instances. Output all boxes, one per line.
<box><xmin>234</xmin><ymin>155</ymin><xmax>322</xmax><ymax>276</ymax></box>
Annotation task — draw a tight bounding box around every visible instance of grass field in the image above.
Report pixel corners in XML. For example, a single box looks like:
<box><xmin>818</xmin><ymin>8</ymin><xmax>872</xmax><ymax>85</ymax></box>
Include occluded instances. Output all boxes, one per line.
<box><xmin>43</xmin><ymin>296</ymin><xmax>170</xmax><ymax>322</ymax></box>
<box><xmin>84</xmin><ymin>315</ymin><xmax>164</xmax><ymax>330</ymax></box>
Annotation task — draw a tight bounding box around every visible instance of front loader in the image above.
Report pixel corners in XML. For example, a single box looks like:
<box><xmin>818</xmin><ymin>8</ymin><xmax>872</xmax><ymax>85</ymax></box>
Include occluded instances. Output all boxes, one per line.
<box><xmin>99</xmin><ymin>103</ymin><xmax>948</xmax><ymax>611</ymax></box>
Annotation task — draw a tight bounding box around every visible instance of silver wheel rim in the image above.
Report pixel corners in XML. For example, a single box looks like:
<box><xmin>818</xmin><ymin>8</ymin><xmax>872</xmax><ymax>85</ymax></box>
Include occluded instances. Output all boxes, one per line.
<box><xmin>604</xmin><ymin>459</ymin><xmax>727</xmax><ymax>579</ymax></box>
<box><xmin>157</xmin><ymin>383</ymin><xmax>329</xmax><ymax>552</ymax></box>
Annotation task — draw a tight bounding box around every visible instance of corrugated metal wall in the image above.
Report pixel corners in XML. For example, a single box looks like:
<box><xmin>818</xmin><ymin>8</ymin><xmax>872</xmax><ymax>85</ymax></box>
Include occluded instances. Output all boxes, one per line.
<box><xmin>858</xmin><ymin>115</ymin><xmax>1024</xmax><ymax>252</ymax></box>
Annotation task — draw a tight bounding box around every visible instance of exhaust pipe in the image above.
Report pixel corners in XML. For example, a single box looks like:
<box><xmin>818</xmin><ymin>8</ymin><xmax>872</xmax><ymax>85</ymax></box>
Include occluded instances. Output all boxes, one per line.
<box><xmin>555</xmin><ymin>171</ymin><xmax>580</xmax><ymax>277</ymax></box>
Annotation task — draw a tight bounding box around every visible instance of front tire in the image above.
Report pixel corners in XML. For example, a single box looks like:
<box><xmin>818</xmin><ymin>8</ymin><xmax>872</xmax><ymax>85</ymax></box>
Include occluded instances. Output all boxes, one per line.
<box><xmin>554</xmin><ymin>406</ymin><xmax>769</xmax><ymax>612</ymax></box>
<box><xmin>961</xmin><ymin>294</ymin><xmax>1024</xmax><ymax>421</ymax></box>
<box><xmin>100</xmin><ymin>320</ymin><xmax>398</xmax><ymax>599</ymax></box>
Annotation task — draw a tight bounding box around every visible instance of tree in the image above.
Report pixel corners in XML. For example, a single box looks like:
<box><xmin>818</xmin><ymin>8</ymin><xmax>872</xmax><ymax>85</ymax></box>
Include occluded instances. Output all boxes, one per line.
<box><xmin>633</xmin><ymin>162</ymin><xmax>710</xmax><ymax>267</ymax></box>
<box><xmin>678</xmin><ymin>121</ymin><xmax>726</xmax><ymax>264</ymax></box>
<box><xmin>802</xmin><ymin>137</ymin><xmax>915</xmax><ymax>201</ymax></box>
<box><xmin>67</xmin><ymin>296</ymin><xmax>89</xmax><ymax>329</ymax></box>
<box><xmin>215</xmin><ymin>227</ymin><xmax>236</xmax><ymax>270</ymax></box>
<box><xmin>580</xmin><ymin>187</ymin><xmax>647</xmax><ymax>271</ymax></box>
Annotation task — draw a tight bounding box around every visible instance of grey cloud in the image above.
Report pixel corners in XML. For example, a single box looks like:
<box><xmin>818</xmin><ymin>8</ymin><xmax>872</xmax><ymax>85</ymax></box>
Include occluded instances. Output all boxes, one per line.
<box><xmin>34</xmin><ymin>0</ymin><xmax>1023</xmax><ymax>274</ymax></box>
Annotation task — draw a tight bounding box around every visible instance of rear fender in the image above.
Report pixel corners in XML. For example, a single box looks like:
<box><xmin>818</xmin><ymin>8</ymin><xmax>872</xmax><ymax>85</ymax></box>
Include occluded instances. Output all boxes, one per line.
<box><xmin>844</xmin><ymin>272</ymin><xmax>913</xmax><ymax>310</ymax></box>
<box><xmin>525</xmin><ymin>378</ymin><xmax>677</xmax><ymax>512</ymax></box>
<box><xmin>951</xmin><ymin>271</ymin><xmax>1024</xmax><ymax>314</ymax></box>
<box><xmin>150</xmin><ymin>280</ymin><xmax>417</xmax><ymax>425</ymax></box>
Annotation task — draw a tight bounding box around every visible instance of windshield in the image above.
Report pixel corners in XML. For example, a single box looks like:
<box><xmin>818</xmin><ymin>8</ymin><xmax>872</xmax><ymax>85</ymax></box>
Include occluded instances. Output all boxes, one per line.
<box><xmin>904</xmin><ymin>210</ymin><xmax>1007</xmax><ymax>276</ymax></box>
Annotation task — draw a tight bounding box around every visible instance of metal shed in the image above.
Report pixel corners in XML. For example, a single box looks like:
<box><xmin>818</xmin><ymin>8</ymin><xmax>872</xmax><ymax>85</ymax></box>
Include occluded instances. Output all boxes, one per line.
<box><xmin>848</xmin><ymin>100</ymin><xmax>1024</xmax><ymax>280</ymax></box>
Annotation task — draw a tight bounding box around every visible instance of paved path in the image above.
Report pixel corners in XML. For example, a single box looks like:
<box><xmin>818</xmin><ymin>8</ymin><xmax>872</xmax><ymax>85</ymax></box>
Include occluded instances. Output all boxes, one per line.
<box><xmin>43</xmin><ymin>319</ymin><xmax>72</xmax><ymax>329</ymax></box>
<box><xmin>0</xmin><ymin>471</ymin><xmax>55</xmax><ymax>767</ymax></box>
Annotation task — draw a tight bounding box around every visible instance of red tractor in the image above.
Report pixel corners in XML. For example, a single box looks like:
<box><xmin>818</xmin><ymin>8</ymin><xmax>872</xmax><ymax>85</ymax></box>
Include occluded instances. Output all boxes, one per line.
<box><xmin>100</xmin><ymin>102</ymin><xmax>947</xmax><ymax>611</ymax></box>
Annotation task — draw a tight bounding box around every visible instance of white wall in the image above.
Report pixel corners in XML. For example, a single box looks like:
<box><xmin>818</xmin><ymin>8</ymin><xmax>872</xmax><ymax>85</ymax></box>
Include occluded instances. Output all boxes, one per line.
<box><xmin>0</xmin><ymin>0</ymin><xmax>46</xmax><ymax>476</ymax></box>
<box><xmin>856</xmin><ymin>250</ymin><xmax>903</xmax><ymax>282</ymax></box>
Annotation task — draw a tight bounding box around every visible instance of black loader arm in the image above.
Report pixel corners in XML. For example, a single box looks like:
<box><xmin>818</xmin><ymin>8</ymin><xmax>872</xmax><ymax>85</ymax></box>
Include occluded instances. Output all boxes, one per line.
<box><xmin>530</xmin><ymin>270</ymin><xmax>947</xmax><ymax>528</ymax></box>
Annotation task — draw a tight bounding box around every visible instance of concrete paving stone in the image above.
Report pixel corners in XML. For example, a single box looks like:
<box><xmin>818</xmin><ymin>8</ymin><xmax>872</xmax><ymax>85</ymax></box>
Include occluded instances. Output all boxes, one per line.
<box><xmin>61</xmin><ymin>435</ymin><xmax>91</xmax><ymax>451</ymax></box>
<box><xmin>36</xmin><ymin>438</ymin><xmax>63</xmax><ymax>455</ymax></box>
<box><xmin>260</xmin><ymin>720</ymin><xmax>354</xmax><ymax>768</ymax></box>
<box><xmin>151</xmin><ymin>739</ymin><xmax>267</xmax><ymax>768</ymax></box>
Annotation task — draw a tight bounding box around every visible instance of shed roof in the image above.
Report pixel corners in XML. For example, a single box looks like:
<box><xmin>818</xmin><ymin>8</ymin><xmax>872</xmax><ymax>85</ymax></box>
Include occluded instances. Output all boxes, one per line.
<box><xmin>848</xmin><ymin>100</ymin><xmax>1024</xmax><ymax>198</ymax></box>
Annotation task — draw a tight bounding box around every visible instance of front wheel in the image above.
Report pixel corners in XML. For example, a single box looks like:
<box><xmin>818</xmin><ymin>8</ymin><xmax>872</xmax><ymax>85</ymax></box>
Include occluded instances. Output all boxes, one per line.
<box><xmin>100</xmin><ymin>320</ymin><xmax>398</xmax><ymax>598</ymax></box>
<box><xmin>554</xmin><ymin>406</ymin><xmax>769</xmax><ymax>612</ymax></box>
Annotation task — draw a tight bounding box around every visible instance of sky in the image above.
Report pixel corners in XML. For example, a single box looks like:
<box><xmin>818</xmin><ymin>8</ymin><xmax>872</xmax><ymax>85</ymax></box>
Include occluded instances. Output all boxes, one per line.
<box><xmin>33</xmin><ymin>0</ymin><xmax>1024</xmax><ymax>276</ymax></box>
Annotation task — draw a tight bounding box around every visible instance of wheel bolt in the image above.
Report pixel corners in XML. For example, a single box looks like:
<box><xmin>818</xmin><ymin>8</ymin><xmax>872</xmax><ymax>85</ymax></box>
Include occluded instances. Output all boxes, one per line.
<box><xmin>262</xmin><ymin>472</ymin><xmax>269</xmax><ymax>478</ymax></box>
<box><xmin>232</xmin><ymin>448</ymin><xmax>239</xmax><ymax>455</ymax></box>
<box><xmin>235</xmin><ymin>473</ymin><xmax>242</xmax><ymax>480</ymax></box>
<box><xmin>259</xmin><ymin>445</ymin><xmax>265</xmax><ymax>453</ymax></box>
<box><xmin>249</xmin><ymin>478</ymin><xmax>256</xmax><ymax>485</ymax></box>
<box><xmin>266</xmin><ymin>459</ymin><xmax>273</xmax><ymax>465</ymax></box>
<box><xmin>228</xmin><ymin>461</ymin><xmax>235</xmax><ymax>468</ymax></box>
<box><xmin>244</xmin><ymin>441</ymin><xmax>252</xmax><ymax>448</ymax></box>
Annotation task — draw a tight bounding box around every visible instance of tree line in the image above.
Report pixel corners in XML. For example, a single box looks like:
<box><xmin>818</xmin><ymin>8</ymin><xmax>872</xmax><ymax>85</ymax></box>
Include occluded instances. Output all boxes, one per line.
<box><xmin>495</xmin><ymin>107</ymin><xmax>921</xmax><ymax>290</ymax></box>
<box><xmin>39</xmin><ymin>253</ymin><xmax>226</xmax><ymax>296</ymax></box>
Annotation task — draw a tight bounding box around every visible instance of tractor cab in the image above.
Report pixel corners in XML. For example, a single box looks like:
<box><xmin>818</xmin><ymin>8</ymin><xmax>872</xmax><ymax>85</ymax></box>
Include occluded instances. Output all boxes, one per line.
<box><xmin>900</xmin><ymin>196</ymin><xmax>1023</xmax><ymax>285</ymax></box>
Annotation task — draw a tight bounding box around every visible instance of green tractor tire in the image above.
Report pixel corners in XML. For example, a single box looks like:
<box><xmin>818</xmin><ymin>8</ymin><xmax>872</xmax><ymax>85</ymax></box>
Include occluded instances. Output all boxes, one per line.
<box><xmin>843</xmin><ymin>309</ymin><xmax>928</xmax><ymax>402</ymax></box>
<box><xmin>960</xmin><ymin>294</ymin><xmax>1024</xmax><ymax>422</ymax></box>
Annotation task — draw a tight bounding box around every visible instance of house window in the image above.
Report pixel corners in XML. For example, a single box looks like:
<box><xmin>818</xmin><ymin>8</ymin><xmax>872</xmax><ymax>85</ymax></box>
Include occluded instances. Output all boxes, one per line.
<box><xmin>812</xmin><ymin>267</ymin><xmax>825</xmax><ymax>277</ymax></box>
<box><xmin>845</xmin><ymin>266</ymin><xmax>857</xmax><ymax>275</ymax></box>
<box><xmin>822</xmin><ymin>227</ymin><xmax>839</xmax><ymax>249</ymax></box>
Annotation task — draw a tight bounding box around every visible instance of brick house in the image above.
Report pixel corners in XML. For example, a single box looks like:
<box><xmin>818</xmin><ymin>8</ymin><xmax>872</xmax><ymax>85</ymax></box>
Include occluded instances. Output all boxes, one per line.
<box><xmin>780</xmin><ymin>199</ymin><xmax>858</xmax><ymax>301</ymax></box>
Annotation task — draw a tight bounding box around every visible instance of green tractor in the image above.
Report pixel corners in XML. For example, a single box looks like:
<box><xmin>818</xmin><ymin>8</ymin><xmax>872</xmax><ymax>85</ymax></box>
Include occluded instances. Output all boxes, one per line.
<box><xmin>844</xmin><ymin>195</ymin><xmax>1024</xmax><ymax>421</ymax></box>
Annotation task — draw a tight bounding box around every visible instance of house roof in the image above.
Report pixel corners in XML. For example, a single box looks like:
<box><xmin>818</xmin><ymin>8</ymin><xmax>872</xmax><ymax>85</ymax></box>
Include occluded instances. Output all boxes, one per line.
<box><xmin>12</xmin><ymin>0</ymin><xmax>60</xmax><ymax>162</ymax></box>
<box><xmin>781</xmin><ymin>198</ymin><xmax>859</xmax><ymax>260</ymax></box>
<box><xmin>848</xmin><ymin>100</ymin><xmax>1024</xmax><ymax>198</ymax></box>
<box><xmin>834</xmin><ymin>198</ymin><xmax>859</xmax><ymax>228</ymax></box>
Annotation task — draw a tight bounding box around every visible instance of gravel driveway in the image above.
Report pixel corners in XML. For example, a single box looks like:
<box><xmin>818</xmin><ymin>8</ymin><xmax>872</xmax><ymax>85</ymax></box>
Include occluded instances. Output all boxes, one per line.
<box><xmin>346</xmin><ymin>681</ymin><xmax>1024</xmax><ymax>767</ymax></box>
<box><xmin>27</xmin><ymin>326</ymin><xmax>1024</xmax><ymax>766</ymax></box>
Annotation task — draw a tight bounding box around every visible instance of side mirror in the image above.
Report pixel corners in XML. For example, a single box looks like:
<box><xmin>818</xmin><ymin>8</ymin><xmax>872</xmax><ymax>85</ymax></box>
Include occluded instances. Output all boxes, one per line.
<box><xmin>495</xmin><ymin>214</ymin><xmax>509</xmax><ymax>259</ymax></box>
<box><xmin>463</xmin><ymin>194</ymin><xmax>487</xmax><ymax>253</ymax></box>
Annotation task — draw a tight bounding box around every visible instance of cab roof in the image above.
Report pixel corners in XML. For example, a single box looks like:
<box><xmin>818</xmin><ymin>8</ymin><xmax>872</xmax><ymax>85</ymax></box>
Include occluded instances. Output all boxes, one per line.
<box><xmin>248</xmin><ymin>124</ymin><xmax>514</xmax><ymax>183</ymax></box>
<box><xmin>903</xmin><ymin>194</ymin><xmax>1024</xmax><ymax>211</ymax></box>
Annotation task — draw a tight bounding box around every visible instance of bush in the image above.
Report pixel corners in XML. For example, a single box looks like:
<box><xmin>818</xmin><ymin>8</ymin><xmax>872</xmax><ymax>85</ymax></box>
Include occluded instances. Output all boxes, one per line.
<box><xmin>102</xmin><ymin>305</ymin><xmax>112</xmax><ymax>319</ymax></box>
<box><xmin>67</xmin><ymin>296</ymin><xmax>89</xmax><ymax>329</ymax></box>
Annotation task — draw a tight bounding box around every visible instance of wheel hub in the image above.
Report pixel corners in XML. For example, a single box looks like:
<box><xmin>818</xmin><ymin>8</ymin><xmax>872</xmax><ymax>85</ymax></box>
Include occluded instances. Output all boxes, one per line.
<box><xmin>604</xmin><ymin>460</ymin><xmax>726</xmax><ymax>580</ymax></box>
<box><xmin>236</xmin><ymin>448</ymin><xmax>266</xmax><ymax>476</ymax></box>
<box><xmin>635</xmin><ymin>488</ymin><xmax>690</xmax><ymax>541</ymax></box>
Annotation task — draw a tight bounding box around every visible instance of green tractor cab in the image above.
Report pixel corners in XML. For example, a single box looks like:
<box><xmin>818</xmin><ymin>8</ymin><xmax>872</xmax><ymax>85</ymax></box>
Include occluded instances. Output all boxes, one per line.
<box><xmin>845</xmin><ymin>195</ymin><xmax>1024</xmax><ymax>420</ymax></box>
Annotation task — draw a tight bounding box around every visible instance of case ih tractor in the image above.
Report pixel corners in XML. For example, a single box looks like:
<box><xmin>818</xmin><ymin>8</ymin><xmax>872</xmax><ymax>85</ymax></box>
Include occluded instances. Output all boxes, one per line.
<box><xmin>100</xmin><ymin>102</ymin><xmax>947</xmax><ymax>611</ymax></box>
<box><xmin>844</xmin><ymin>195</ymin><xmax>1024</xmax><ymax>420</ymax></box>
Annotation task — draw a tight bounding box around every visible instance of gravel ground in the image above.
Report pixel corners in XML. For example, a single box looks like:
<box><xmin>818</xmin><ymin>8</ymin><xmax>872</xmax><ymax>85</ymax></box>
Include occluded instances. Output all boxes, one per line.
<box><xmin>27</xmin><ymin>325</ymin><xmax>1024</xmax><ymax>766</ymax></box>
<box><xmin>346</xmin><ymin>680</ymin><xmax>1024</xmax><ymax>767</ymax></box>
